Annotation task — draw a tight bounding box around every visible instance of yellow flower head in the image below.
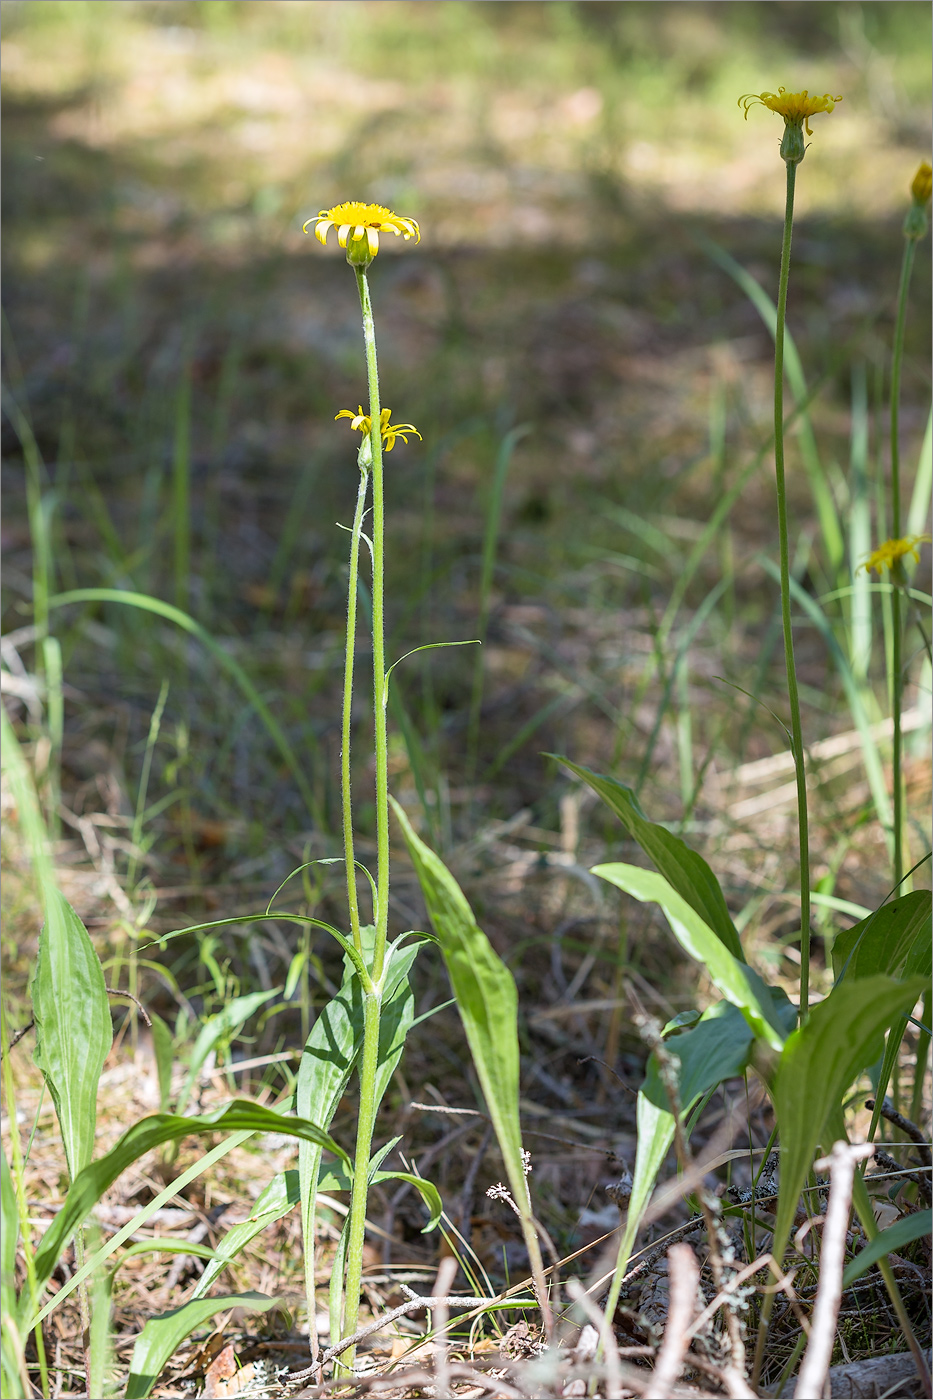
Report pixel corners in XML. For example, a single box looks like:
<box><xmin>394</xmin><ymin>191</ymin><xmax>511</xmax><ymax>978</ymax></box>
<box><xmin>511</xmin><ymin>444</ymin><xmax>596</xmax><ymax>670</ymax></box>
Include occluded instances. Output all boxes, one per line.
<box><xmin>336</xmin><ymin>407</ymin><xmax>422</xmax><ymax>452</ymax></box>
<box><xmin>306</xmin><ymin>202</ymin><xmax>420</xmax><ymax>265</ymax></box>
<box><xmin>860</xmin><ymin>534</ymin><xmax>931</xmax><ymax>575</ymax></box>
<box><xmin>910</xmin><ymin>161</ymin><xmax>932</xmax><ymax>205</ymax></box>
<box><xmin>738</xmin><ymin>86</ymin><xmax>842</xmax><ymax>137</ymax></box>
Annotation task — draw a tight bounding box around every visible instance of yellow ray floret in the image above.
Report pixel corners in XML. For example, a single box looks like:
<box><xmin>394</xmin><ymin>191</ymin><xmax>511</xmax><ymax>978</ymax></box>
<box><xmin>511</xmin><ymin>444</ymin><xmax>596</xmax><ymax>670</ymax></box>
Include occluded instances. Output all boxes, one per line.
<box><xmin>860</xmin><ymin>535</ymin><xmax>931</xmax><ymax>575</ymax></box>
<box><xmin>738</xmin><ymin>87</ymin><xmax>842</xmax><ymax>136</ymax></box>
<box><xmin>336</xmin><ymin>407</ymin><xmax>422</xmax><ymax>452</ymax></box>
<box><xmin>306</xmin><ymin>202</ymin><xmax>420</xmax><ymax>258</ymax></box>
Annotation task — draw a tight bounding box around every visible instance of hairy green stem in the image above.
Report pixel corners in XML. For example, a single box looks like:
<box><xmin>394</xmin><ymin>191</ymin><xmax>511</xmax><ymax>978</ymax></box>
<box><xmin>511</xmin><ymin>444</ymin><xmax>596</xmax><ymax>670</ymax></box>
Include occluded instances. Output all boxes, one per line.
<box><xmin>774</xmin><ymin>160</ymin><xmax>811</xmax><ymax>1020</ymax></box>
<box><xmin>342</xmin><ymin>461</ymin><xmax>370</xmax><ymax>950</ymax></box>
<box><xmin>355</xmin><ymin>267</ymin><xmax>390</xmax><ymax>978</ymax></box>
<box><xmin>337</xmin><ymin>990</ymin><xmax>380</xmax><ymax>1372</ymax></box>
<box><xmin>335</xmin><ymin>265</ymin><xmax>390</xmax><ymax>1372</ymax></box>
<box><xmin>889</xmin><ymin>237</ymin><xmax>917</xmax><ymax>886</ymax></box>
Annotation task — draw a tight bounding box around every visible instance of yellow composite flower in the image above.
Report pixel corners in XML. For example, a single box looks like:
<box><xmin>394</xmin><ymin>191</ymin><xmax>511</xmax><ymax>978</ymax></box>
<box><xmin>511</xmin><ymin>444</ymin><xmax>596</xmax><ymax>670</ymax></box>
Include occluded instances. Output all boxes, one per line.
<box><xmin>336</xmin><ymin>407</ymin><xmax>422</xmax><ymax>452</ymax></box>
<box><xmin>860</xmin><ymin>534</ymin><xmax>932</xmax><ymax>575</ymax></box>
<box><xmin>910</xmin><ymin>161</ymin><xmax>932</xmax><ymax>205</ymax></box>
<box><xmin>738</xmin><ymin>86</ymin><xmax>842</xmax><ymax>137</ymax></box>
<box><xmin>306</xmin><ymin>202</ymin><xmax>420</xmax><ymax>260</ymax></box>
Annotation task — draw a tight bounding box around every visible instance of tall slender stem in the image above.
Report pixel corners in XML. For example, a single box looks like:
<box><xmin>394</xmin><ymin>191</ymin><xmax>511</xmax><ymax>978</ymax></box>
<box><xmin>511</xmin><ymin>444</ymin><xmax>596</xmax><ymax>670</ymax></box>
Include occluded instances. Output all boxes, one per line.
<box><xmin>773</xmin><ymin>160</ymin><xmax>811</xmax><ymax>1019</ymax></box>
<box><xmin>888</xmin><ymin>238</ymin><xmax>916</xmax><ymax>886</ymax></box>
<box><xmin>355</xmin><ymin>267</ymin><xmax>390</xmax><ymax>981</ymax></box>
<box><xmin>341</xmin><ymin>462</ymin><xmax>370</xmax><ymax>950</ymax></box>
<box><xmin>335</xmin><ymin>265</ymin><xmax>390</xmax><ymax>1372</ymax></box>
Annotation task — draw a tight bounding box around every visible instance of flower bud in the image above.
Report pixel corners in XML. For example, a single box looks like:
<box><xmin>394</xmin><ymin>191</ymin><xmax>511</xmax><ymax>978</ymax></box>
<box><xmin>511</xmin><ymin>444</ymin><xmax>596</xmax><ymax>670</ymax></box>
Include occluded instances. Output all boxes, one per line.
<box><xmin>911</xmin><ymin>161</ymin><xmax>932</xmax><ymax>205</ymax></box>
<box><xmin>780</xmin><ymin>123</ymin><xmax>807</xmax><ymax>166</ymax></box>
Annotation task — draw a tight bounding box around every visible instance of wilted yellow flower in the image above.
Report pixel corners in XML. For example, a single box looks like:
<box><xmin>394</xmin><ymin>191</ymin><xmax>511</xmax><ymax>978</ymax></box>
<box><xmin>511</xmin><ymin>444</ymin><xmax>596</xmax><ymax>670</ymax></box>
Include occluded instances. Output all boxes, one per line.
<box><xmin>336</xmin><ymin>407</ymin><xmax>422</xmax><ymax>452</ymax></box>
<box><xmin>911</xmin><ymin>161</ymin><xmax>933</xmax><ymax>205</ymax></box>
<box><xmin>738</xmin><ymin>87</ymin><xmax>842</xmax><ymax>137</ymax></box>
<box><xmin>860</xmin><ymin>534</ymin><xmax>931</xmax><ymax>574</ymax></box>
<box><xmin>306</xmin><ymin>202</ymin><xmax>420</xmax><ymax>265</ymax></box>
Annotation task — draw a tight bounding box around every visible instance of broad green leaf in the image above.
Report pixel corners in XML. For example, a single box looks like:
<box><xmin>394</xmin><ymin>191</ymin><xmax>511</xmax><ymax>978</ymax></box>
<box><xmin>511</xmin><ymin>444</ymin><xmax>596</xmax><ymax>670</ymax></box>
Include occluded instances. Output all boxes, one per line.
<box><xmin>556</xmin><ymin>759</ymin><xmax>744</xmax><ymax>960</ymax></box>
<box><xmin>31</xmin><ymin>890</ymin><xmax>112</xmax><ymax>1180</ymax></box>
<box><xmin>125</xmin><ymin>1293</ymin><xmax>283</xmax><ymax>1399</ymax></box>
<box><xmin>176</xmin><ymin>987</ymin><xmax>281</xmax><ymax>1116</ymax></box>
<box><xmin>592</xmin><ymin>863</ymin><xmax>785</xmax><ymax>1049</ymax></box>
<box><xmin>610</xmin><ymin>1001</ymin><xmax>758</xmax><ymax>1311</ymax></box>
<box><xmin>391</xmin><ymin>798</ymin><xmax>547</xmax><ymax>1289</ymax></box>
<box><xmin>832</xmin><ymin>892</ymin><xmax>931</xmax><ymax>984</ymax></box>
<box><xmin>33</xmin><ymin>1102</ymin><xmax>347</xmax><ymax>1295</ymax></box>
<box><xmin>771</xmin><ymin>975</ymin><xmax>927</xmax><ymax>1266</ymax></box>
<box><xmin>193</xmin><ymin>1171</ymin><xmax>300</xmax><ymax>1299</ymax></box>
<box><xmin>841</xmin><ymin>1209</ymin><xmax>932</xmax><ymax>1287</ymax></box>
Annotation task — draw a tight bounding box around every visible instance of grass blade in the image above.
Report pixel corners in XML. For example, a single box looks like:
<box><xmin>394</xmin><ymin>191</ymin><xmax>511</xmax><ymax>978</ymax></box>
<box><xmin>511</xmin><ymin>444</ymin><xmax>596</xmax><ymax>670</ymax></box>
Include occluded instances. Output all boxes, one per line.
<box><xmin>126</xmin><ymin>1293</ymin><xmax>283</xmax><ymax>1399</ymax></box>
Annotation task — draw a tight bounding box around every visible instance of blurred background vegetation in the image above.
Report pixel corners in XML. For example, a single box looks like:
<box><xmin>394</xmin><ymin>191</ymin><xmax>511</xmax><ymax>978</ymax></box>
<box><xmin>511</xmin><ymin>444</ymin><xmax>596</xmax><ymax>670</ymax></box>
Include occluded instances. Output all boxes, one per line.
<box><xmin>2</xmin><ymin>0</ymin><xmax>931</xmax><ymax>1005</ymax></box>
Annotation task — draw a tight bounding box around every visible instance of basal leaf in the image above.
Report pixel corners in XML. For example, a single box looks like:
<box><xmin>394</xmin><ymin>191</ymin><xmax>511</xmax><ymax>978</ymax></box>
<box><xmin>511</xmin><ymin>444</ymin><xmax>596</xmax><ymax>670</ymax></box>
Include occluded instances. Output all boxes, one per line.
<box><xmin>592</xmin><ymin>863</ymin><xmax>785</xmax><ymax>1049</ymax></box>
<box><xmin>32</xmin><ymin>1102</ymin><xmax>346</xmax><ymax>1297</ymax></box>
<box><xmin>193</xmin><ymin>1171</ymin><xmax>301</xmax><ymax>1299</ymax></box>
<box><xmin>391</xmin><ymin>798</ymin><xmax>548</xmax><ymax>1302</ymax></box>
<box><xmin>125</xmin><ymin>1293</ymin><xmax>283</xmax><ymax>1399</ymax></box>
<box><xmin>771</xmin><ymin>974</ymin><xmax>927</xmax><ymax>1265</ymax></box>
<box><xmin>832</xmin><ymin>892</ymin><xmax>931</xmax><ymax>985</ymax></box>
<box><xmin>31</xmin><ymin>890</ymin><xmax>112</xmax><ymax>1180</ymax></box>
<box><xmin>555</xmin><ymin>758</ymin><xmax>743</xmax><ymax>960</ymax></box>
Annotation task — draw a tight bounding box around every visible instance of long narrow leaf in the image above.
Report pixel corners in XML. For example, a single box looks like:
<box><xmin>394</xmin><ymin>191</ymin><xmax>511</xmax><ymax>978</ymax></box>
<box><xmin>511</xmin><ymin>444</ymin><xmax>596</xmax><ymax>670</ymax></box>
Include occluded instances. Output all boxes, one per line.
<box><xmin>557</xmin><ymin>758</ymin><xmax>743</xmax><ymax>959</ymax></box>
<box><xmin>832</xmin><ymin>892</ymin><xmax>931</xmax><ymax>985</ymax></box>
<box><xmin>592</xmin><ymin>863</ymin><xmax>786</xmax><ymax>1048</ymax></box>
<box><xmin>33</xmin><ymin>1103</ymin><xmax>347</xmax><ymax>1294</ymax></box>
<box><xmin>842</xmin><ymin>1210</ymin><xmax>932</xmax><ymax>1287</ymax></box>
<box><xmin>48</xmin><ymin>588</ymin><xmax>321</xmax><ymax>826</ymax></box>
<box><xmin>126</xmin><ymin>1293</ymin><xmax>283</xmax><ymax>1399</ymax></box>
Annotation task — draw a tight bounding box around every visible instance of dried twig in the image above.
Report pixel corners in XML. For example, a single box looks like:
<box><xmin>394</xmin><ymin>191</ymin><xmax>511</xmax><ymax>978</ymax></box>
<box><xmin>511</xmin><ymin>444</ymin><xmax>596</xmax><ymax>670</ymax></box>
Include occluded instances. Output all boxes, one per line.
<box><xmin>645</xmin><ymin>1243</ymin><xmax>699</xmax><ymax>1399</ymax></box>
<box><xmin>865</xmin><ymin>1100</ymin><xmax>932</xmax><ymax>1167</ymax></box>
<box><xmin>566</xmin><ymin>1275</ymin><xmax>623</xmax><ymax>1400</ymax></box>
<box><xmin>794</xmin><ymin>1142</ymin><xmax>875</xmax><ymax>1400</ymax></box>
<box><xmin>431</xmin><ymin>1256</ymin><xmax>458</xmax><ymax>1399</ymax></box>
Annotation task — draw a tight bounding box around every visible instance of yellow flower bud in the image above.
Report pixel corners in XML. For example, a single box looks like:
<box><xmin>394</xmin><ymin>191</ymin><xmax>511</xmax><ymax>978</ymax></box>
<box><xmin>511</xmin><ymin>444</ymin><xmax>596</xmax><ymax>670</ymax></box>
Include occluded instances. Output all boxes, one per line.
<box><xmin>911</xmin><ymin>161</ymin><xmax>932</xmax><ymax>205</ymax></box>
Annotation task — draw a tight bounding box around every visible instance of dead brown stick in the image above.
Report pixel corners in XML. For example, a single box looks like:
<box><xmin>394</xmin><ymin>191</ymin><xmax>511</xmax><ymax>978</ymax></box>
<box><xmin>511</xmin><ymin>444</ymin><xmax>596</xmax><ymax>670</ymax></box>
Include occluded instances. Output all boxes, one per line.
<box><xmin>565</xmin><ymin>1275</ymin><xmax>623</xmax><ymax>1400</ymax></box>
<box><xmin>644</xmin><ymin>1243</ymin><xmax>700</xmax><ymax>1399</ymax></box>
<box><xmin>794</xmin><ymin>1142</ymin><xmax>875</xmax><ymax>1400</ymax></box>
<box><xmin>430</xmin><ymin>1256</ymin><xmax>458</xmax><ymax>1399</ymax></box>
<box><xmin>865</xmin><ymin>1099</ymin><xmax>932</xmax><ymax>1166</ymax></box>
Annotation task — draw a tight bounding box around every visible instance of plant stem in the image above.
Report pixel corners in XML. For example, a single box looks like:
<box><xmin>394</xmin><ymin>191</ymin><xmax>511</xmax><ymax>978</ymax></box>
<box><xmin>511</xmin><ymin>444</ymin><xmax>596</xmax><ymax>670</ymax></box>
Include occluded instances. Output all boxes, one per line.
<box><xmin>889</xmin><ymin>237</ymin><xmax>917</xmax><ymax>887</ymax></box>
<box><xmin>342</xmin><ymin>462</ymin><xmax>370</xmax><ymax>951</ymax></box>
<box><xmin>355</xmin><ymin>267</ymin><xmax>390</xmax><ymax>979</ymax></box>
<box><xmin>774</xmin><ymin>160</ymin><xmax>811</xmax><ymax>1020</ymax></box>
<box><xmin>337</xmin><ymin>989</ymin><xmax>380</xmax><ymax>1373</ymax></box>
<box><xmin>337</xmin><ymin>265</ymin><xmax>389</xmax><ymax>1372</ymax></box>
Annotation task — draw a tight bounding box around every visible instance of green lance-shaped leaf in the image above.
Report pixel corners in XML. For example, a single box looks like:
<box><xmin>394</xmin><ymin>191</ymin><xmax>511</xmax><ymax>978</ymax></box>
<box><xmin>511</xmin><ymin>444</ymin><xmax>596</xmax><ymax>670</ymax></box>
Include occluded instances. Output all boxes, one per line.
<box><xmin>832</xmin><ymin>891</ymin><xmax>931</xmax><ymax>984</ymax></box>
<box><xmin>176</xmin><ymin>987</ymin><xmax>281</xmax><ymax>1116</ymax></box>
<box><xmin>592</xmin><ymin>863</ymin><xmax>786</xmax><ymax>1049</ymax></box>
<box><xmin>391</xmin><ymin>798</ymin><xmax>551</xmax><ymax>1322</ymax></box>
<box><xmin>609</xmin><ymin>1002</ymin><xmax>759</xmax><ymax>1311</ymax></box>
<box><xmin>555</xmin><ymin>758</ymin><xmax>744</xmax><ymax>961</ymax></box>
<box><xmin>126</xmin><ymin>1293</ymin><xmax>285</xmax><ymax>1399</ymax></box>
<box><xmin>842</xmin><ymin>1210</ymin><xmax>932</xmax><ymax>1287</ymax></box>
<box><xmin>771</xmin><ymin>974</ymin><xmax>928</xmax><ymax>1267</ymax></box>
<box><xmin>31</xmin><ymin>1103</ymin><xmax>347</xmax><ymax>1299</ymax></box>
<box><xmin>193</xmin><ymin>1171</ymin><xmax>300</xmax><ymax>1299</ymax></box>
<box><xmin>1</xmin><ymin>1148</ymin><xmax>18</xmax><ymax>1321</ymax></box>
<box><xmin>31</xmin><ymin>890</ymin><xmax>112</xmax><ymax>1181</ymax></box>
